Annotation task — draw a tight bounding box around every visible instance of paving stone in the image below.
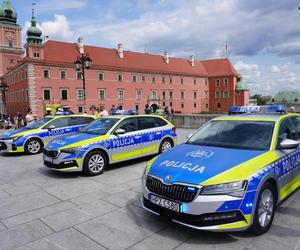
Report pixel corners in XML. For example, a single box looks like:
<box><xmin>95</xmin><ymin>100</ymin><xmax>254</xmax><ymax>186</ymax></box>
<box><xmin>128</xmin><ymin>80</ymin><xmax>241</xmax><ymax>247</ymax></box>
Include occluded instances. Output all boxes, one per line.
<box><xmin>44</xmin><ymin>179</ymin><xmax>106</xmax><ymax>200</ymax></box>
<box><xmin>246</xmin><ymin>236</ymin><xmax>294</xmax><ymax>250</ymax></box>
<box><xmin>0</xmin><ymin>191</ymin><xmax>59</xmax><ymax>219</ymax></box>
<box><xmin>69</xmin><ymin>189</ymin><xmax>110</xmax><ymax>205</ymax></box>
<box><xmin>0</xmin><ymin>220</ymin><xmax>53</xmax><ymax>250</ymax></box>
<box><xmin>4</xmin><ymin>183</ymin><xmax>41</xmax><ymax>196</ymax></box>
<box><xmin>0</xmin><ymin>189</ymin><xmax>10</xmax><ymax>199</ymax></box>
<box><xmin>2</xmin><ymin>201</ymin><xmax>75</xmax><ymax>228</ymax></box>
<box><xmin>104</xmin><ymin>189</ymin><xmax>140</xmax><ymax>207</ymax></box>
<box><xmin>0</xmin><ymin>222</ymin><xmax>6</xmax><ymax>231</ymax></box>
<box><xmin>41</xmin><ymin>199</ymin><xmax>117</xmax><ymax>232</ymax></box>
<box><xmin>16</xmin><ymin>228</ymin><xmax>105</xmax><ymax>250</ymax></box>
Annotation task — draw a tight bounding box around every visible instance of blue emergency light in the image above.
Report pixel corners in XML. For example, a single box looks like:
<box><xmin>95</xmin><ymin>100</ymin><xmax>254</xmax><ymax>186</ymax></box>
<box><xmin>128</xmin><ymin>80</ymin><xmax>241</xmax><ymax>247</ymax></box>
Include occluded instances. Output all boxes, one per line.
<box><xmin>111</xmin><ymin>109</ymin><xmax>138</xmax><ymax>115</ymax></box>
<box><xmin>229</xmin><ymin>105</ymin><xmax>286</xmax><ymax>114</ymax></box>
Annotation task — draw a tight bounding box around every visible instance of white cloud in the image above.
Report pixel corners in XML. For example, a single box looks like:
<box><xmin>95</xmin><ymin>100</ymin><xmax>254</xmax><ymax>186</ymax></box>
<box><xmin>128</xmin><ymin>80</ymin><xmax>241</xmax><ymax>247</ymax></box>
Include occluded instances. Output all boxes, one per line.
<box><xmin>270</xmin><ymin>64</ymin><xmax>289</xmax><ymax>73</ymax></box>
<box><xmin>39</xmin><ymin>0</ymin><xmax>88</xmax><ymax>11</ymax></box>
<box><xmin>234</xmin><ymin>61</ymin><xmax>261</xmax><ymax>83</ymax></box>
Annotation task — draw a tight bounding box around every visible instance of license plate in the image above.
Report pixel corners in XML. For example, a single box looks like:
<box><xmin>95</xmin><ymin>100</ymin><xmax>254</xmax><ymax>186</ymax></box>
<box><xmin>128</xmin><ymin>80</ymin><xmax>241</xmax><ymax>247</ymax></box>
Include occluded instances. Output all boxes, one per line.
<box><xmin>150</xmin><ymin>194</ymin><xmax>181</xmax><ymax>212</ymax></box>
<box><xmin>44</xmin><ymin>155</ymin><xmax>53</xmax><ymax>163</ymax></box>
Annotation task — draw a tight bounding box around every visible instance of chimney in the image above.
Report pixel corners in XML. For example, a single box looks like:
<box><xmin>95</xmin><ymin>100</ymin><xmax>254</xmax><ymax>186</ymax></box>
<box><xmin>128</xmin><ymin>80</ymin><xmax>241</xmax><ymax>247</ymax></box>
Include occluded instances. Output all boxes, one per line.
<box><xmin>117</xmin><ymin>43</ymin><xmax>124</xmax><ymax>59</ymax></box>
<box><xmin>78</xmin><ymin>37</ymin><xmax>84</xmax><ymax>54</ymax></box>
<box><xmin>164</xmin><ymin>51</ymin><xmax>169</xmax><ymax>64</ymax></box>
<box><xmin>189</xmin><ymin>55</ymin><xmax>195</xmax><ymax>67</ymax></box>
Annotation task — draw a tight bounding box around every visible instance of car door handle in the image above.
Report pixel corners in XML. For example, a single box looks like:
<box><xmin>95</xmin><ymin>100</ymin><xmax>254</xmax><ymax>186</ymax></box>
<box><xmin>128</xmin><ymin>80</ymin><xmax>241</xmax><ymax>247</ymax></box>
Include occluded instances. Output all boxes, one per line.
<box><xmin>134</xmin><ymin>136</ymin><xmax>141</xmax><ymax>139</ymax></box>
<box><xmin>65</xmin><ymin>129</ymin><xmax>71</xmax><ymax>132</ymax></box>
<box><xmin>155</xmin><ymin>132</ymin><xmax>161</xmax><ymax>135</ymax></box>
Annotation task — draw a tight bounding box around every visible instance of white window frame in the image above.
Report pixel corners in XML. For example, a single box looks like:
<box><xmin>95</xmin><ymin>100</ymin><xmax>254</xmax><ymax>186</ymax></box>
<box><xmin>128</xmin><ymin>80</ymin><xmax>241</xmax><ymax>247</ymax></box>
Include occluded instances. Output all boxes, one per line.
<box><xmin>60</xmin><ymin>69</ymin><xmax>67</xmax><ymax>79</ymax></box>
<box><xmin>215</xmin><ymin>91</ymin><xmax>221</xmax><ymax>98</ymax></box>
<box><xmin>43</xmin><ymin>69</ymin><xmax>50</xmax><ymax>78</ymax></box>
<box><xmin>43</xmin><ymin>88</ymin><xmax>52</xmax><ymax>100</ymax></box>
<box><xmin>60</xmin><ymin>89</ymin><xmax>69</xmax><ymax>100</ymax></box>
<box><xmin>118</xmin><ymin>89</ymin><xmax>125</xmax><ymax>100</ymax></box>
<box><xmin>77</xmin><ymin>89</ymin><xmax>84</xmax><ymax>100</ymax></box>
<box><xmin>136</xmin><ymin>90</ymin><xmax>142</xmax><ymax>100</ymax></box>
<box><xmin>99</xmin><ymin>89</ymin><xmax>106</xmax><ymax>100</ymax></box>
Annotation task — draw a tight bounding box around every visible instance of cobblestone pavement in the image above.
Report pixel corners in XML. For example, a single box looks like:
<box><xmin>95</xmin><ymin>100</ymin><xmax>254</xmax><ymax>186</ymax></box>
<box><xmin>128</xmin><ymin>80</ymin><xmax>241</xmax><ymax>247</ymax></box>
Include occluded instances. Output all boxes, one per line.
<box><xmin>0</xmin><ymin>129</ymin><xmax>299</xmax><ymax>250</ymax></box>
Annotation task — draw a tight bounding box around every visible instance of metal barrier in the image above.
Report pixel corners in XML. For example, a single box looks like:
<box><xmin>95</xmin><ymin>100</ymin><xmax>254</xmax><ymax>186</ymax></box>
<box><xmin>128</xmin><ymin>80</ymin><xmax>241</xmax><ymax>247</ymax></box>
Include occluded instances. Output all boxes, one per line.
<box><xmin>171</xmin><ymin>114</ymin><xmax>220</xmax><ymax>129</ymax></box>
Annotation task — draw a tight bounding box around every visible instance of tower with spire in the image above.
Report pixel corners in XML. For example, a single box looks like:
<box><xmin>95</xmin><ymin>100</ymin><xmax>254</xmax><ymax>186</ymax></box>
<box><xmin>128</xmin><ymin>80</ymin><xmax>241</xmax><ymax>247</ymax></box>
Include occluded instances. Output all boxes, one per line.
<box><xmin>0</xmin><ymin>0</ymin><xmax>23</xmax><ymax>76</ymax></box>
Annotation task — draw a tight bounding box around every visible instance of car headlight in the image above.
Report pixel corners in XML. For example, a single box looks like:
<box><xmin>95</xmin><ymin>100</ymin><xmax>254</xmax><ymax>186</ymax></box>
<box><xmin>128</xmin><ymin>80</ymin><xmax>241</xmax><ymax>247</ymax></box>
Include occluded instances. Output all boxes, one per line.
<box><xmin>201</xmin><ymin>180</ymin><xmax>248</xmax><ymax>197</ymax></box>
<box><xmin>12</xmin><ymin>136</ymin><xmax>23</xmax><ymax>142</ymax></box>
<box><xmin>60</xmin><ymin>147</ymin><xmax>81</xmax><ymax>155</ymax></box>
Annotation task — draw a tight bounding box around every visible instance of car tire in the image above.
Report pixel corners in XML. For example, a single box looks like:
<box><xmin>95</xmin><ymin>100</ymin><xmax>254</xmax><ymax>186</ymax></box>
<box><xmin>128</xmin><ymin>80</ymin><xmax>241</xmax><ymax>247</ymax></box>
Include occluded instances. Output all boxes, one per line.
<box><xmin>83</xmin><ymin>150</ymin><xmax>107</xmax><ymax>176</ymax></box>
<box><xmin>25</xmin><ymin>138</ymin><xmax>43</xmax><ymax>155</ymax></box>
<box><xmin>159</xmin><ymin>138</ymin><xmax>173</xmax><ymax>154</ymax></box>
<box><xmin>249</xmin><ymin>182</ymin><xmax>276</xmax><ymax>235</ymax></box>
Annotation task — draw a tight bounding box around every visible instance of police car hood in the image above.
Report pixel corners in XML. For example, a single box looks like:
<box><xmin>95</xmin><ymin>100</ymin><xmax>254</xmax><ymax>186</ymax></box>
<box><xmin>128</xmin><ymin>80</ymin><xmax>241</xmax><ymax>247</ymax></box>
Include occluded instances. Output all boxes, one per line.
<box><xmin>46</xmin><ymin>133</ymin><xmax>100</xmax><ymax>150</ymax></box>
<box><xmin>0</xmin><ymin>128</ymin><xmax>33</xmax><ymax>139</ymax></box>
<box><xmin>148</xmin><ymin>144</ymin><xmax>266</xmax><ymax>185</ymax></box>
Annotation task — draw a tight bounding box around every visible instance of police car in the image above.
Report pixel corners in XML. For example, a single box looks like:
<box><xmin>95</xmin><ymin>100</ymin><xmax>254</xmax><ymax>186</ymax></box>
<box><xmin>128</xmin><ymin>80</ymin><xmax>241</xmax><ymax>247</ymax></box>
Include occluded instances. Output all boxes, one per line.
<box><xmin>142</xmin><ymin>105</ymin><xmax>300</xmax><ymax>234</ymax></box>
<box><xmin>43</xmin><ymin>114</ymin><xmax>177</xmax><ymax>175</ymax></box>
<box><xmin>0</xmin><ymin>115</ymin><xmax>95</xmax><ymax>155</ymax></box>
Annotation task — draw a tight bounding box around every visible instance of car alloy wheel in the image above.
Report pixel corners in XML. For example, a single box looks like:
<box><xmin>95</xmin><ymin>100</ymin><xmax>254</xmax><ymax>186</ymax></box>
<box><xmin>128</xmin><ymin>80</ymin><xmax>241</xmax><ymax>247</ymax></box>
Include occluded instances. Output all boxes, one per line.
<box><xmin>83</xmin><ymin>150</ymin><xmax>107</xmax><ymax>176</ymax></box>
<box><xmin>26</xmin><ymin>139</ymin><xmax>42</xmax><ymax>154</ymax></box>
<box><xmin>88</xmin><ymin>154</ymin><xmax>105</xmax><ymax>173</ymax></box>
<box><xmin>258</xmin><ymin>188</ymin><xmax>274</xmax><ymax>228</ymax></box>
<box><xmin>160</xmin><ymin>139</ymin><xmax>173</xmax><ymax>153</ymax></box>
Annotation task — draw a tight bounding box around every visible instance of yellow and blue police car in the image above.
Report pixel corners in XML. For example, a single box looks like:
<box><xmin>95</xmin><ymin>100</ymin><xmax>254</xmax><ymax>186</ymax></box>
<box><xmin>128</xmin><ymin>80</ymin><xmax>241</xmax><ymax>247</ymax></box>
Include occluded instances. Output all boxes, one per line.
<box><xmin>43</xmin><ymin>114</ymin><xmax>177</xmax><ymax>175</ymax></box>
<box><xmin>142</xmin><ymin>105</ymin><xmax>300</xmax><ymax>234</ymax></box>
<box><xmin>0</xmin><ymin>115</ymin><xmax>95</xmax><ymax>154</ymax></box>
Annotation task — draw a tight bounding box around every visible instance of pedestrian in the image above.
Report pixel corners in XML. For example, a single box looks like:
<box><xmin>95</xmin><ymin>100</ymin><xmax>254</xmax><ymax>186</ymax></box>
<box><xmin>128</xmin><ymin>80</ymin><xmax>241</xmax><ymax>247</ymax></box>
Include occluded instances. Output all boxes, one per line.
<box><xmin>17</xmin><ymin>113</ymin><xmax>23</xmax><ymax>128</ymax></box>
<box><xmin>25</xmin><ymin>109</ymin><xmax>35</xmax><ymax>125</ymax></box>
<box><xmin>100</xmin><ymin>106</ymin><xmax>108</xmax><ymax>116</ymax></box>
<box><xmin>44</xmin><ymin>108</ymin><xmax>52</xmax><ymax>117</ymax></box>
<box><xmin>144</xmin><ymin>104</ymin><xmax>152</xmax><ymax>114</ymax></box>
<box><xmin>110</xmin><ymin>105</ymin><xmax>116</xmax><ymax>115</ymax></box>
<box><xmin>62</xmin><ymin>106</ymin><xmax>74</xmax><ymax>115</ymax></box>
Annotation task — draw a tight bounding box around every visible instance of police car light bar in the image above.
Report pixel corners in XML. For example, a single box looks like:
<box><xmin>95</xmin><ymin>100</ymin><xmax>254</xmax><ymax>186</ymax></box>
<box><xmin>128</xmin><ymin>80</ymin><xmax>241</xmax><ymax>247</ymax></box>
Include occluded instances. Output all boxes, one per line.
<box><xmin>111</xmin><ymin>109</ymin><xmax>138</xmax><ymax>115</ymax></box>
<box><xmin>229</xmin><ymin>105</ymin><xmax>286</xmax><ymax>114</ymax></box>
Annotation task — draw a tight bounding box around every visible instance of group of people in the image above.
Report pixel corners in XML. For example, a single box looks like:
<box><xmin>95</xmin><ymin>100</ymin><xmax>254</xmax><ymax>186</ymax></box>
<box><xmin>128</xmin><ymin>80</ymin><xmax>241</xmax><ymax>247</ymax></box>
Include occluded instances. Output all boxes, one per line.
<box><xmin>144</xmin><ymin>104</ymin><xmax>174</xmax><ymax>121</ymax></box>
<box><xmin>1</xmin><ymin>109</ymin><xmax>36</xmax><ymax>129</ymax></box>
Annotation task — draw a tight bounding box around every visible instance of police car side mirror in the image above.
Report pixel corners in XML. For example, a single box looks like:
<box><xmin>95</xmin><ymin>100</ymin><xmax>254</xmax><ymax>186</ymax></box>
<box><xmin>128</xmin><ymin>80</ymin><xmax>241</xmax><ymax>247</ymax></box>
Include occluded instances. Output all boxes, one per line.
<box><xmin>114</xmin><ymin>128</ymin><xmax>126</xmax><ymax>135</ymax></box>
<box><xmin>280</xmin><ymin>139</ymin><xmax>300</xmax><ymax>150</ymax></box>
<box><xmin>48</xmin><ymin>125</ymin><xmax>56</xmax><ymax>131</ymax></box>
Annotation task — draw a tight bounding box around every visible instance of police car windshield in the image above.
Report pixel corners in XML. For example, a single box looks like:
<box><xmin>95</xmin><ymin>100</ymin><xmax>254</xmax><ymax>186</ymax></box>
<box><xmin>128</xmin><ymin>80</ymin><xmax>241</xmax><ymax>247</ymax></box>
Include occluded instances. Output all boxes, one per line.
<box><xmin>187</xmin><ymin>120</ymin><xmax>275</xmax><ymax>151</ymax></box>
<box><xmin>25</xmin><ymin>117</ymin><xmax>53</xmax><ymax>129</ymax></box>
<box><xmin>80</xmin><ymin>118</ymin><xmax>120</xmax><ymax>135</ymax></box>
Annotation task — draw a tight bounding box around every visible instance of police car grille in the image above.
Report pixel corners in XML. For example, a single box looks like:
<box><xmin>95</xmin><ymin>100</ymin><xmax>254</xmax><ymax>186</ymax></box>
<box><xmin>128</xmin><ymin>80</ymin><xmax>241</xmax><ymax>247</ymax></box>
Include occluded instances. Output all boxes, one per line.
<box><xmin>146</xmin><ymin>176</ymin><xmax>198</xmax><ymax>202</ymax></box>
<box><xmin>43</xmin><ymin>149</ymin><xmax>59</xmax><ymax>158</ymax></box>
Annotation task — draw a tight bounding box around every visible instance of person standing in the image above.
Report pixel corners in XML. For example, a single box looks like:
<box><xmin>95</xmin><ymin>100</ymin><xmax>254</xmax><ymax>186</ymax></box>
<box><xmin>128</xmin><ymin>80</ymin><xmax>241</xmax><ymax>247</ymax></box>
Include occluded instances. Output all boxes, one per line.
<box><xmin>17</xmin><ymin>113</ymin><xmax>23</xmax><ymax>128</ymax></box>
<box><xmin>44</xmin><ymin>108</ymin><xmax>52</xmax><ymax>117</ymax></box>
<box><xmin>100</xmin><ymin>106</ymin><xmax>108</xmax><ymax>116</ymax></box>
<box><xmin>25</xmin><ymin>109</ymin><xmax>35</xmax><ymax>125</ymax></box>
<box><xmin>144</xmin><ymin>104</ymin><xmax>152</xmax><ymax>114</ymax></box>
<box><xmin>110</xmin><ymin>105</ymin><xmax>116</xmax><ymax>115</ymax></box>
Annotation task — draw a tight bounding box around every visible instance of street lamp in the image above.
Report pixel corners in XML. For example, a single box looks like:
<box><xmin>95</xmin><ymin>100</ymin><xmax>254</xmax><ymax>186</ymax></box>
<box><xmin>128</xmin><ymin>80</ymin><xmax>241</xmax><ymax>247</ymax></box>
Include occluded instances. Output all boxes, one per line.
<box><xmin>0</xmin><ymin>81</ymin><xmax>9</xmax><ymax>116</ymax></box>
<box><xmin>74</xmin><ymin>53</ymin><xmax>92</xmax><ymax>113</ymax></box>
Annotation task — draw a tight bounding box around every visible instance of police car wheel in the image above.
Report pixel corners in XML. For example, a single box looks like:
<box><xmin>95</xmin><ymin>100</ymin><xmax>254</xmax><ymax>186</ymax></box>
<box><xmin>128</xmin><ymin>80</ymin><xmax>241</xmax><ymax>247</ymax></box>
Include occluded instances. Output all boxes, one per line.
<box><xmin>83</xmin><ymin>150</ymin><xmax>107</xmax><ymax>176</ymax></box>
<box><xmin>25</xmin><ymin>138</ymin><xmax>43</xmax><ymax>155</ymax></box>
<box><xmin>159</xmin><ymin>139</ymin><xmax>173</xmax><ymax>153</ymax></box>
<box><xmin>249</xmin><ymin>182</ymin><xmax>275</xmax><ymax>235</ymax></box>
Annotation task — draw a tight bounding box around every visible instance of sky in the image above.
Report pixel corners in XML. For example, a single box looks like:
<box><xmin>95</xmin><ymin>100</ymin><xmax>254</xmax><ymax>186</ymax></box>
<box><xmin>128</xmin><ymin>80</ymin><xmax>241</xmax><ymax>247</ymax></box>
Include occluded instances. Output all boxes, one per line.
<box><xmin>10</xmin><ymin>0</ymin><xmax>300</xmax><ymax>96</ymax></box>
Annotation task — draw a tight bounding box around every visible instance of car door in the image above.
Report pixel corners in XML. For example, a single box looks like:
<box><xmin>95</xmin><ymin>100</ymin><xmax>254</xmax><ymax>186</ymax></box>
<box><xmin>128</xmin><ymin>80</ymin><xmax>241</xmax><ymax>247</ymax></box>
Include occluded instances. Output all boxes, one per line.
<box><xmin>68</xmin><ymin>116</ymin><xmax>94</xmax><ymax>133</ymax></box>
<box><xmin>138</xmin><ymin>116</ymin><xmax>164</xmax><ymax>156</ymax></box>
<box><xmin>276</xmin><ymin>117</ymin><xmax>300</xmax><ymax>191</ymax></box>
<box><xmin>44</xmin><ymin>117</ymin><xmax>70</xmax><ymax>141</ymax></box>
<box><xmin>109</xmin><ymin>117</ymin><xmax>141</xmax><ymax>162</ymax></box>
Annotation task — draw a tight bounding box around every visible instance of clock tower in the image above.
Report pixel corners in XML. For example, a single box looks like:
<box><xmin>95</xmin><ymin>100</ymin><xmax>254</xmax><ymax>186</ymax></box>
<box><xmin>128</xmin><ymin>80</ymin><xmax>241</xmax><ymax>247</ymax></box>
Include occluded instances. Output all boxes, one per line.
<box><xmin>0</xmin><ymin>0</ymin><xmax>23</xmax><ymax>77</ymax></box>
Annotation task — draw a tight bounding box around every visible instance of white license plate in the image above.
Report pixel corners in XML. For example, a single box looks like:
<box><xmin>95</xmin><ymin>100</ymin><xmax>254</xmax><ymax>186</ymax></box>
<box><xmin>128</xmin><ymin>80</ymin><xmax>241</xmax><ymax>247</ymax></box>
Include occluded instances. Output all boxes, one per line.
<box><xmin>44</xmin><ymin>155</ymin><xmax>53</xmax><ymax>163</ymax></box>
<box><xmin>150</xmin><ymin>194</ymin><xmax>181</xmax><ymax>212</ymax></box>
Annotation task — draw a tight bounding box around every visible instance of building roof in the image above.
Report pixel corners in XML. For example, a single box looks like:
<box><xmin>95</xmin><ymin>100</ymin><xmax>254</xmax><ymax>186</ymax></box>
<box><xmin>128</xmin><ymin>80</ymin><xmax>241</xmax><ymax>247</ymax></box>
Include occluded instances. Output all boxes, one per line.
<box><xmin>201</xmin><ymin>58</ymin><xmax>239</xmax><ymax>77</ymax></box>
<box><xmin>271</xmin><ymin>91</ymin><xmax>300</xmax><ymax>104</ymax></box>
<box><xmin>43</xmin><ymin>40</ymin><xmax>208</xmax><ymax>77</ymax></box>
<box><xmin>0</xmin><ymin>0</ymin><xmax>17</xmax><ymax>24</ymax></box>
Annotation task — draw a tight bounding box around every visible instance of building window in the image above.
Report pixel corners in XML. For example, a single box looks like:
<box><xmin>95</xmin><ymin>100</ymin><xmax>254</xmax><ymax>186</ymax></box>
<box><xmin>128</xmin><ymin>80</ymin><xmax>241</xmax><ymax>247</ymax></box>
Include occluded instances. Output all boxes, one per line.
<box><xmin>43</xmin><ymin>89</ymin><xmax>51</xmax><ymax>100</ymax></box>
<box><xmin>205</xmin><ymin>78</ymin><xmax>208</xmax><ymax>86</ymax></box>
<box><xmin>169</xmin><ymin>77</ymin><xmax>173</xmax><ymax>84</ymax></box>
<box><xmin>236</xmin><ymin>90</ymin><xmax>240</xmax><ymax>95</ymax></box>
<box><xmin>223</xmin><ymin>90</ymin><xmax>229</xmax><ymax>98</ymax></box>
<box><xmin>215</xmin><ymin>79</ymin><xmax>220</xmax><ymax>87</ymax></box>
<box><xmin>132</xmin><ymin>75</ymin><xmax>137</xmax><ymax>82</ymax></box>
<box><xmin>99</xmin><ymin>89</ymin><xmax>105</xmax><ymax>100</ymax></box>
<box><xmin>205</xmin><ymin>91</ymin><xmax>208</xmax><ymax>99</ymax></box>
<box><xmin>169</xmin><ymin>91</ymin><xmax>173</xmax><ymax>100</ymax></box>
<box><xmin>118</xmin><ymin>89</ymin><xmax>124</xmax><ymax>100</ymax></box>
<box><xmin>162</xmin><ymin>101</ymin><xmax>166</xmax><ymax>107</ymax></box>
<box><xmin>215</xmin><ymin>91</ymin><xmax>221</xmax><ymax>98</ymax></box>
<box><xmin>217</xmin><ymin>103</ymin><xmax>221</xmax><ymax>109</ymax></box>
<box><xmin>141</xmin><ymin>75</ymin><xmax>146</xmax><ymax>83</ymax></box>
<box><xmin>180</xmin><ymin>78</ymin><xmax>184</xmax><ymax>85</ymax></box>
<box><xmin>181</xmin><ymin>103</ymin><xmax>184</xmax><ymax>109</ymax></box>
<box><xmin>224</xmin><ymin>78</ymin><xmax>228</xmax><ymax>86</ymax></box>
<box><xmin>194</xmin><ymin>103</ymin><xmax>197</xmax><ymax>108</ymax></box>
<box><xmin>78</xmin><ymin>106</ymin><xmax>83</xmax><ymax>113</ymax></box>
<box><xmin>61</xmin><ymin>89</ymin><xmax>68</xmax><ymax>100</ymax></box>
<box><xmin>162</xmin><ymin>91</ymin><xmax>166</xmax><ymax>100</ymax></box>
<box><xmin>206</xmin><ymin>103</ymin><xmax>209</xmax><ymax>109</ymax></box>
<box><xmin>33</xmin><ymin>52</ymin><xmax>40</xmax><ymax>58</ymax></box>
<box><xmin>152</xmin><ymin>76</ymin><xmax>156</xmax><ymax>83</ymax></box>
<box><xmin>151</xmin><ymin>90</ymin><xmax>157</xmax><ymax>99</ymax></box>
<box><xmin>162</xmin><ymin>76</ymin><xmax>166</xmax><ymax>84</ymax></box>
<box><xmin>193</xmin><ymin>91</ymin><xmax>197</xmax><ymax>99</ymax></box>
<box><xmin>170</xmin><ymin>102</ymin><xmax>173</xmax><ymax>107</ymax></box>
<box><xmin>43</xmin><ymin>69</ymin><xmax>49</xmax><ymax>78</ymax></box>
<box><xmin>99</xmin><ymin>72</ymin><xmax>104</xmax><ymax>81</ymax></box>
<box><xmin>77</xmin><ymin>71</ymin><xmax>82</xmax><ymax>80</ymax></box>
<box><xmin>77</xmin><ymin>89</ymin><xmax>84</xmax><ymax>100</ymax></box>
<box><xmin>135</xmin><ymin>104</ymin><xmax>139</xmax><ymax>111</ymax></box>
<box><xmin>194</xmin><ymin>78</ymin><xmax>197</xmax><ymax>85</ymax></box>
<box><xmin>180</xmin><ymin>91</ymin><xmax>185</xmax><ymax>99</ymax></box>
<box><xmin>118</xmin><ymin>73</ymin><xmax>123</xmax><ymax>82</ymax></box>
<box><xmin>136</xmin><ymin>90</ymin><xmax>142</xmax><ymax>100</ymax></box>
<box><xmin>60</xmin><ymin>70</ymin><xmax>66</xmax><ymax>79</ymax></box>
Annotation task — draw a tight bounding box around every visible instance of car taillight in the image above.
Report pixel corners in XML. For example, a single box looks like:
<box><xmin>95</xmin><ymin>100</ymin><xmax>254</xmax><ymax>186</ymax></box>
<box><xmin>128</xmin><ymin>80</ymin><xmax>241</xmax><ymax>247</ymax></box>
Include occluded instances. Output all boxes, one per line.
<box><xmin>172</xmin><ymin>127</ymin><xmax>176</xmax><ymax>133</ymax></box>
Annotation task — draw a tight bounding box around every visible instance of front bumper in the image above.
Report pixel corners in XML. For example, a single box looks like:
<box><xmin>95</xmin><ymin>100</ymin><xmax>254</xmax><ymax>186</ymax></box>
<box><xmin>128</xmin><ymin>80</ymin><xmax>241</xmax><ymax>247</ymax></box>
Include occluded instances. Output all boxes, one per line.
<box><xmin>43</xmin><ymin>149</ymin><xmax>82</xmax><ymax>172</ymax></box>
<box><xmin>142</xmin><ymin>178</ymin><xmax>251</xmax><ymax>232</ymax></box>
<box><xmin>0</xmin><ymin>139</ymin><xmax>24</xmax><ymax>153</ymax></box>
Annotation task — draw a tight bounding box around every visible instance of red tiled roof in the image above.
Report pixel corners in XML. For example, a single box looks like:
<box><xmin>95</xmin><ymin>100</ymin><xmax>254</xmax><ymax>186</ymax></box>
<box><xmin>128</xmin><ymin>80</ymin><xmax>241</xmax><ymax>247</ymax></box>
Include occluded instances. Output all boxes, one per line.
<box><xmin>201</xmin><ymin>58</ymin><xmax>238</xmax><ymax>77</ymax></box>
<box><xmin>43</xmin><ymin>40</ymin><xmax>208</xmax><ymax>77</ymax></box>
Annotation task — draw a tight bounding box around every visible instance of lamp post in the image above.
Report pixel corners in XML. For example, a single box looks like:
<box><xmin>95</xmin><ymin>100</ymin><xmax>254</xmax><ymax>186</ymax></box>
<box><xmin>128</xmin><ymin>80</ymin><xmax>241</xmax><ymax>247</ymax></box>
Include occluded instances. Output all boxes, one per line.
<box><xmin>0</xmin><ymin>81</ymin><xmax>9</xmax><ymax>116</ymax></box>
<box><xmin>74</xmin><ymin>53</ymin><xmax>92</xmax><ymax>113</ymax></box>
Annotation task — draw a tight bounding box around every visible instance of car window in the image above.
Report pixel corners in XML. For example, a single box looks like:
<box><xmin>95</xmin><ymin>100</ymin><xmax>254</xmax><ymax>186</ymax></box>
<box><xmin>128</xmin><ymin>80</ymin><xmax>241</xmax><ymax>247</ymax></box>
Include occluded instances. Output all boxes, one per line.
<box><xmin>290</xmin><ymin>116</ymin><xmax>300</xmax><ymax>139</ymax></box>
<box><xmin>115</xmin><ymin>117</ymin><xmax>138</xmax><ymax>133</ymax></box>
<box><xmin>69</xmin><ymin>116</ymin><xmax>94</xmax><ymax>126</ymax></box>
<box><xmin>46</xmin><ymin>117</ymin><xmax>69</xmax><ymax>129</ymax></box>
<box><xmin>277</xmin><ymin>117</ymin><xmax>299</xmax><ymax>146</ymax></box>
<box><xmin>138</xmin><ymin>117</ymin><xmax>167</xmax><ymax>130</ymax></box>
<box><xmin>25</xmin><ymin>117</ymin><xmax>53</xmax><ymax>129</ymax></box>
<box><xmin>80</xmin><ymin>118</ymin><xmax>119</xmax><ymax>135</ymax></box>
